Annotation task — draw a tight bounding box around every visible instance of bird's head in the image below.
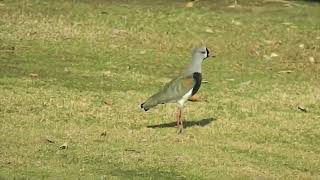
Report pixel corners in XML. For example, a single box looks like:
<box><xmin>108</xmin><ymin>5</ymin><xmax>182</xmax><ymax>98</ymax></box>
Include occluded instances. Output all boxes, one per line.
<box><xmin>192</xmin><ymin>47</ymin><xmax>214</xmax><ymax>61</ymax></box>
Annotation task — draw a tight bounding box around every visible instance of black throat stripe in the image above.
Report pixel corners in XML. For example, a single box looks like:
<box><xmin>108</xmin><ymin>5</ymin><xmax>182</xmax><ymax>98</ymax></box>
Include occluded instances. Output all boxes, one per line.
<box><xmin>192</xmin><ymin>72</ymin><xmax>202</xmax><ymax>96</ymax></box>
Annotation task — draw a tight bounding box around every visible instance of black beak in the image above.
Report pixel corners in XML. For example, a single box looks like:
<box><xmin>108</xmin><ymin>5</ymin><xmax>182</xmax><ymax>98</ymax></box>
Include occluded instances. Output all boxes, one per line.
<box><xmin>206</xmin><ymin>47</ymin><xmax>214</xmax><ymax>59</ymax></box>
<box><xmin>207</xmin><ymin>48</ymin><xmax>216</xmax><ymax>59</ymax></box>
<box><xmin>206</xmin><ymin>48</ymin><xmax>209</xmax><ymax>58</ymax></box>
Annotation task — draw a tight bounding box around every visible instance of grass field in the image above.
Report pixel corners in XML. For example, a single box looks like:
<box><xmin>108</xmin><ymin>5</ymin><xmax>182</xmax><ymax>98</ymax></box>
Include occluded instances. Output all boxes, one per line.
<box><xmin>1</xmin><ymin>0</ymin><xmax>320</xmax><ymax>179</ymax></box>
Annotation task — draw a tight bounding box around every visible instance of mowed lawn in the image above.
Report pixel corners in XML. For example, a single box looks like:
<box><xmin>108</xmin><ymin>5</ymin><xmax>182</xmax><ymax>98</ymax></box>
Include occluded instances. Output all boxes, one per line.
<box><xmin>0</xmin><ymin>0</ymin><xmax>320</xmax><ymax>179</ymax></box>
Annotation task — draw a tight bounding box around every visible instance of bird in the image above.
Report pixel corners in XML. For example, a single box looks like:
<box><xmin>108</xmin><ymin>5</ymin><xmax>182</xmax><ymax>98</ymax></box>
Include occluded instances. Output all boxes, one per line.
<box><xmin>140</xmin><ymin>47</ymin><xmax>214</xmax><ymax>133</ymax></box>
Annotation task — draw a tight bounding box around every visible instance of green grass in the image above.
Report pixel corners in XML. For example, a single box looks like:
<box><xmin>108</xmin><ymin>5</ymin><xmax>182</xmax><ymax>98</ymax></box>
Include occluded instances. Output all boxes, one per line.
<box><xmin>1</xmin><ymin>0</ymin><xmax>320</xmax><ymax>179</ymax></box>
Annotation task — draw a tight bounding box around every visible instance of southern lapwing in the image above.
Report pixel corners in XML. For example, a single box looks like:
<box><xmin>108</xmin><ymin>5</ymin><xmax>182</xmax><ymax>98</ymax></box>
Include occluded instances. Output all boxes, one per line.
<box><xmin>141</xmin><ymin>47</ymin><xmax>213</xmax><ymax>133</ymax></box>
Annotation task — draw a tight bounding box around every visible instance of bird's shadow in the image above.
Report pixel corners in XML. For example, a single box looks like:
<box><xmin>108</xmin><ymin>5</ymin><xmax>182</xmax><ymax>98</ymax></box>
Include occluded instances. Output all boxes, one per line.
<box><xmin>147</xmin><ymin>117</ymin><xmax>216</xmax><ymax>129</ymax></box>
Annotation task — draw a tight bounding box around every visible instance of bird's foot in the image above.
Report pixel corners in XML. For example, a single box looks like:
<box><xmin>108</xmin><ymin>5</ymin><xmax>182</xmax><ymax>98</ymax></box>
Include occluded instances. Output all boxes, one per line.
<box><xmin>176</xmin><ymin>125</ymin><xmax>183</xmax><ymax>134</ymax></box>
<box><xmin>176</xmin><ymin>121</ymin><xmax>183</xmax><ymax>134</ymax></box>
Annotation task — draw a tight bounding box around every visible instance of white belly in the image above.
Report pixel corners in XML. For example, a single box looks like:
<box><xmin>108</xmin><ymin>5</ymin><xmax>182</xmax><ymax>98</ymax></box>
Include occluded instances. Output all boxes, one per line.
<box><xmin>177</xmin><ymin>89</ymin><xmax>193</xmax><ymax>107</ymax></box>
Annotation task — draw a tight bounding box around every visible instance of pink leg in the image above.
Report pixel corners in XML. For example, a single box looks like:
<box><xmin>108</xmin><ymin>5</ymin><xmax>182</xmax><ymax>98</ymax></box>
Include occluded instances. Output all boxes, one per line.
<box><xmin>175</xmin><ymin>107</ymin><xmax>181</xmax><ymax>126</ymax></box>
<box><xmin>176</xmin><ymin>107</ymin><xmax>183</xmax><ymax>133</ymax></box>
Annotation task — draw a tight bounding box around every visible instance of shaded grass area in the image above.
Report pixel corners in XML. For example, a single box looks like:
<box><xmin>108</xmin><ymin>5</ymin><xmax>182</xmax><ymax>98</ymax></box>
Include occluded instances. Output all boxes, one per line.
<box><xmin>1</xmin><ymin>0</ymin><xmax>320</xmax><ymax>179</ymax></box>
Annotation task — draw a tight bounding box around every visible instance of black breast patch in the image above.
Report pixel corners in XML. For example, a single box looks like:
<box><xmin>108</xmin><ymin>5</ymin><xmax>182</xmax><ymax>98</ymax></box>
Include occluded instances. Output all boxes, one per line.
<box><xmin>192</xmin><ymin>72</ymin><xmax>202</xmax><ymax>96</ymax></box>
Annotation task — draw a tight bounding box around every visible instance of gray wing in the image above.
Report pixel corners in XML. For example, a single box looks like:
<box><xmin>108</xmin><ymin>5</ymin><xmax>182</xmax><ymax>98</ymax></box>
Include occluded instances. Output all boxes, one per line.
<box><xmin>141</xmin><ymin>75</ymin><xmax>195</xmax><ymax>111</ymax></box>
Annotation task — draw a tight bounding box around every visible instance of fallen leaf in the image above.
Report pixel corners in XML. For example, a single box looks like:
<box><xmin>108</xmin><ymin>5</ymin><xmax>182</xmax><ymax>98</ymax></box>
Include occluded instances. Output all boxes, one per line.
<box><xmin>185</xmin><ymin>2</ymin><xmax>194</xmax><ymax>8</ymax></box>
<box><xmin>205</xmin><ymin>28</ymin><xmax>213</xmax><ymax>33</ymax></box>
<box><xmin>112</xmin><ymin>29</ymin><xmax>127</xmax><ymax>34</ymax></box>
<box><xmin>240</xmin><ymin>80</ymin><xmax>251</xmax><ymax>86</ymax></box>
<box><xmin>104</xmin><ymin>99</ymin><xmax>113</xmax><ymax>106</ymax></box>
<box><xmin>108</xmin><ymin>44</ymin><xmax>118</xmax><ymax>49</ymax></box>
<box><xmin>29</xmin><ymin>73</ymin><xmax>38</xmax><ymax>77</ymax></box>
<box><xmin>264</xmin><ymin>53</ymin><xmax>278</xmax><ymax>60</ymax></box>
<box><xmin>282</xmin><ymin>22</ymin><xmax>293</xmax><ymax>26</ymax></box>
<box><xmin>309</xmin><ymin>57</ymin><xmax>315</xmax><ymax>64</ymax></box>
<box><xmin>27</xmin><ymin>31</ymin><xmax>37</xmax><ymax>36</ymax></box>
<box><xmin>45</xmin><ymin>138</ymin><xmax>55</xmax><ymax>143</ymax></box>
<box><xmin>102</xmin><ymin>70</ymin><xmax>111</xmax><ymax>76</ymax></box>
<box><xmin>263</xmin><ymin>55</ymin><xmax>271</xmax><ymax>60</ymax></box>
<box><xmin>278</xmin><ymin>70</ymin><xmax>294</xmax><ymax>74</ymax></box>
<box><xmin>139</xmin><ymin>50</ymin><xmax>146</xmax><ymax>54</ymax></box>
<box><xmin>64</xmin><ymin>68</ymin><xmax>70</xmax><ymax>72</ymax></box>
<box><xmin>228</xmin><ymin>4</ymin><xmax>236</xmax><ymax>8</ymax></box>
<box><xmin>59</xmin><ymin>142</ymin><xmax>68</xmax><ymax>149</ymax></box>
<box><xmin>227</xmin><ymin>1</ymin><xmax>240</xmax><ymax>8</ymax></box>
<box><xmin>270</xmin><ymin>53</ymin><xmax>279</xmax><ymax>57</ymax></box>
<box><xmin>101</xmin><ymin>131</ymin><xmax>107</xmax><ymax>136</ymax></box>
<box><xmin>231</xmin><ymin>19</ymin><xmax>241</xmax><ymax>25</ymax></box>
<box><xmin>298</xmin><ymin>106</ymin><xmax>307</xmax><ymax>112</ymax></box>
<box><xmin>263</xmin><ymin>39</ymin><xmax>274</xmax><ymax>45</ymax></box>
<box><xmin>299</xmin><ymin>44</ymin><xmax>305</xmax><ymax>49</ymax></box>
